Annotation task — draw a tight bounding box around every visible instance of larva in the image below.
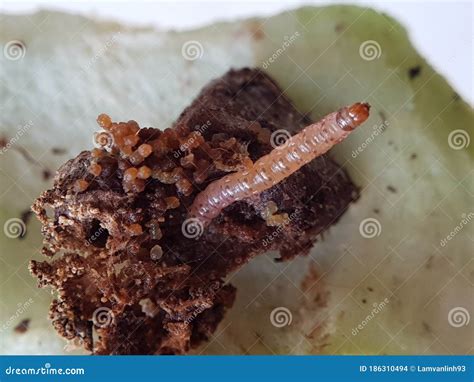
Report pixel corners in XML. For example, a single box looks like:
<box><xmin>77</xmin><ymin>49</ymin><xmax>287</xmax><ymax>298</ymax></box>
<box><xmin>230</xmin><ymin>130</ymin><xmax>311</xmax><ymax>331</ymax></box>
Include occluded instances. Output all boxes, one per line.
<box><xmin>189</xmin><ymin>102</ymin><xmax>370</xmax><ymax>226</ymax></box>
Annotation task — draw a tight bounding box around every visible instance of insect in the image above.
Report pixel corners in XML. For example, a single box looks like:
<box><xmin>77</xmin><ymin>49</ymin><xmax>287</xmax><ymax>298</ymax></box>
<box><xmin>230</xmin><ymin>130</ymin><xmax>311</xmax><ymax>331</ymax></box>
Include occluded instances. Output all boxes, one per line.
<box><xmin>189</xmin><ymin>102</ymin><xmax>370</xmax><ymax>227</ymax></box>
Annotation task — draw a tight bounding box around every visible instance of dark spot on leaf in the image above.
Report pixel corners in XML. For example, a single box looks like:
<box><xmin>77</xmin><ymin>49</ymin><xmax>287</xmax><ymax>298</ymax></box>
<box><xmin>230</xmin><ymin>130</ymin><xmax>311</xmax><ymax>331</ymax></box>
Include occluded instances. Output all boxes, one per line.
<box><xmin>335</xmin><ymin>23</ymin><xmax>345</xmax><ymax>33</ymax></box>
<box><xmin>410</xmin><ymin>153</ymin><xmax>417</xmax><ymax>160</ymax></box>
<box><xmin>248</xmin><ymin>21</ymin><xmax>264</xmax><ymax>41</ymax></box>
<box><xmin>13</xmin><ymin>40</ymin><xmax>26</xmax><ymax>50</ymax></box>
<box><xmin>361</xmin><ymin>299</ymin><xmax>367</xmax><ymax>304</ymax></box>
<box><xmin>20</xmin><ymin>209</ymin><xmax>33</xmax><ymax>226</ymax></box>
<box><xmin>367</xmin><ymin>286</ymin><xmax>374</xmax><ymax>292</ymax></box>
<box><xmin>0</xmin><ymin>135</ymin><xmax>7</xmax><ymax>149</ymax></box>
<box><xmin>42</xmin><ymin>169</ymin><xmax>52</xmax><ymax>181</ymax></box>
<box><xmin>422</xmin><ymin>321</ymin><xmax>432</xmax><ymax>333</ymax></box>
<box><xmin>51</xmin><ymin>147</ymin><xmax>67</xmax><ymax>155</ymax></box>
<box><xmin>425</xmin><ymin>255</ymin><xmax>434</xmax><ymax>270</ymax></box>
<box><xmin>252</xmin><ymin>29</ymin><xmax>264</xmax><ymax>41</ymax></box>
<box><xmin>387</xmin><ymin>185</ymin><xmax>397</xmax><ymax>193</ymax></box>
<box><xmin>18</xmin><ymin>209</ymin><xmax>32</xmax><ymax>240</ymax></box>
<box><xmin>14</xmin><ymin>319</ymin><xmax>30</xmax><ymax>334</ymax></box>
<box><xmin>408</xmin><ymin>65</ymin><xmax>421</xmax><ymax>80</ymax></box>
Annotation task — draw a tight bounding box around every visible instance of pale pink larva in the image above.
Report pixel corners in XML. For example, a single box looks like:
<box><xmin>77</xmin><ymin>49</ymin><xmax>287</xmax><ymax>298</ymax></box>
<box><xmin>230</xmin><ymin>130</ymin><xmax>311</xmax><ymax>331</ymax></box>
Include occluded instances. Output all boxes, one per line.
<box><xmin>189</xmin><ymin>103</ymin><xmax>370</xmax><ymax>226</ymax></box>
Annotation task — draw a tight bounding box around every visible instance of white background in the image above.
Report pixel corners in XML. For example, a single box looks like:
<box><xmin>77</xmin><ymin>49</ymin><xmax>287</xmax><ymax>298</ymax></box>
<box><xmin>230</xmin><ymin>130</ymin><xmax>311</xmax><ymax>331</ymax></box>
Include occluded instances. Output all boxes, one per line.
<box><xmin>1</xmin><ymin>0</ymin><xmax>472</xmax><ymax>104</ymax></box>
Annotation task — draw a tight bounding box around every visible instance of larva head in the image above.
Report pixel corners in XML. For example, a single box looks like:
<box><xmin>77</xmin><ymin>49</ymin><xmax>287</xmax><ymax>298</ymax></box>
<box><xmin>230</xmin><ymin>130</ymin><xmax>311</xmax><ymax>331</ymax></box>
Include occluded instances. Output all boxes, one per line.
<box><xmin>337</xmin><ymin>102</ymin><xmax>370</xmax><ymax>131</ymax></box>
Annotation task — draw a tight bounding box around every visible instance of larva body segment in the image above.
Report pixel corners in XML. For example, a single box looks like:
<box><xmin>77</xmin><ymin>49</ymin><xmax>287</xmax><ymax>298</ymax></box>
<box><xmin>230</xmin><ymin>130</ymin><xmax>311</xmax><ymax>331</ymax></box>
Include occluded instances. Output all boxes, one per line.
<box><xmin>189</xmin><ymin>103</ymin><xmax>370</xmax><ymax>226</ymax></box>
